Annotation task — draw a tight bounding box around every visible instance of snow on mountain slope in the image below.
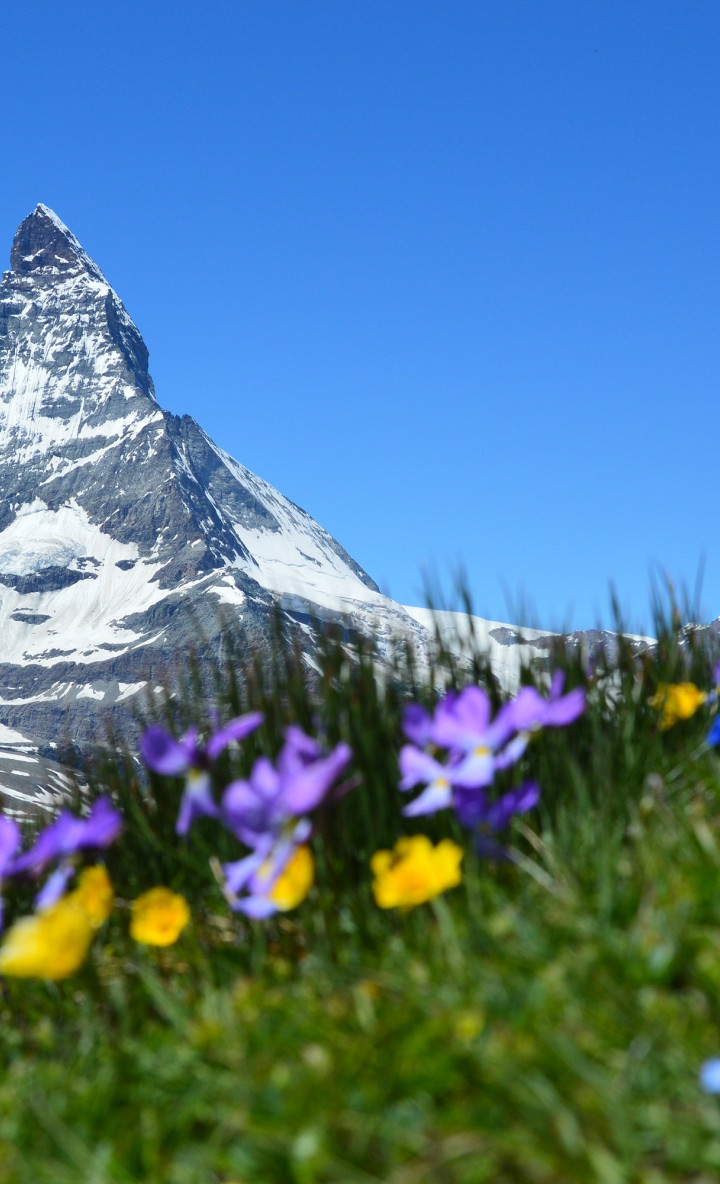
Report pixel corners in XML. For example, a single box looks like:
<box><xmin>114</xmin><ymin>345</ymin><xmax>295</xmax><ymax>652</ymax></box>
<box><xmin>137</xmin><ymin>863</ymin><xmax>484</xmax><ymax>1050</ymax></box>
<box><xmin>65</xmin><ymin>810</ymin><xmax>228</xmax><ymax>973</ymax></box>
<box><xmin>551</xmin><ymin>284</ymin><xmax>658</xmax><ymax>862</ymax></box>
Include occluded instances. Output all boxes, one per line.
<box><xmin>402</xmin><ymin>606</ymin><xmax>558</xmax><ymax>692</ymax></box>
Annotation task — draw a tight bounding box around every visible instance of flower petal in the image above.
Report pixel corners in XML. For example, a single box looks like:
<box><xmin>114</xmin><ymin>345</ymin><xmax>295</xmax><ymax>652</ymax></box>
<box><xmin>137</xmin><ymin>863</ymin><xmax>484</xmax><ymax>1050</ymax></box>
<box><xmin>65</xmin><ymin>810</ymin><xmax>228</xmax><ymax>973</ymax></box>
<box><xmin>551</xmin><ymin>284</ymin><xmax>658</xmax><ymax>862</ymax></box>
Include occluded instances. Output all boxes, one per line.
<box><xmin>34</xmin><ymin>863</ymin><xmax>74</xmax><ymax>911</ymax></box>
<box><xmin>398</xmin><ymin>745</ymin><xmax>448</xmax><ymax>792</ymax></box>
<box><xmin>402</xmin><ymin>703</ymin><xmax>433</xmax><ymax>747</ymax></box>
<box><xmin>278</xmin><ymin>742</ymin><xmax>351</xmax><ymax>815</ymax></box>
<box><xmin>0</xmin><ymin>817</ymin><xmax>20</xmax><ymax>875</ymax></box>
<box><xmin>176</xmin><ymin>772</ymin><xmax>217</xmax><ymax>836</ymax></box>
<box><xmin>140</xmin><ymin>726</ymin><xmax>197</xmax><ymax>775</ymax></box>
<box><xmin>486</xmin><ymin>780</ymin><xmax>541</xmax><ymax>832</ymax></box>
<box><xmin>206</xmin><ymin>712</ymin><xmax>263</xmax><ymax>760</ymax></box>
<box><xmin>402</xmin><ymin>782</ymin><xmax>453</xmax><ymax>816</ymax></box>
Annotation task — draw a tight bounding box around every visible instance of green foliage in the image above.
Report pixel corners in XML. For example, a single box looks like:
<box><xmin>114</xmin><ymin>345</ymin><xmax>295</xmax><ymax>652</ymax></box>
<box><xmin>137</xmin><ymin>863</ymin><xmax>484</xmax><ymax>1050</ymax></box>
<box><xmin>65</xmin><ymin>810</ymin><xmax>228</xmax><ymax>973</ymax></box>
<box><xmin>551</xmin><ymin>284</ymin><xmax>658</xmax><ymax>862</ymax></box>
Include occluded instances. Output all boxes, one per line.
<box><xmin>3</xmin><ymin>600</ymin><xmax>720</xmax><ymax>1180</ymax></box>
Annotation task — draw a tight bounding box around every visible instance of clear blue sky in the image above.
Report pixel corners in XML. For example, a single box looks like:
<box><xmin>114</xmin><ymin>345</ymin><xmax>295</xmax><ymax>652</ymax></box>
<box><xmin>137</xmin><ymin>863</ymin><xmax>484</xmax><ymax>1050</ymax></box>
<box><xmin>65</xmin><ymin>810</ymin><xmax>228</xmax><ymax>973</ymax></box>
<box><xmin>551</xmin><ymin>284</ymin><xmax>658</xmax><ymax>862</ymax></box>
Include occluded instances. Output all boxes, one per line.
<box><xmin>1</xmin><ymin>1</ymin><xmax>718</xmax><ymax>633</ymax></box>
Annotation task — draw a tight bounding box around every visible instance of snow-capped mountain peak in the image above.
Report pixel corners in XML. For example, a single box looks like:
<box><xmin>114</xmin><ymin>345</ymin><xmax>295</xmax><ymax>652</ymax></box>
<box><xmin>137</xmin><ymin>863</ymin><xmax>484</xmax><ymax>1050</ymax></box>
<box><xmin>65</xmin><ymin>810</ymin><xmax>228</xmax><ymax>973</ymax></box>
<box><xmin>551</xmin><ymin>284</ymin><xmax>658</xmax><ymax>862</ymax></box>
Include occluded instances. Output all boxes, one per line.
<box><xmin>10</xmin><ymin>203</ymin><xmax>107</xmax><ymax>282</ymax></box>
<box><xmin>0</xmin><ymin>203</ymin><xmax>431</xmax><ymax>778</ymax></box>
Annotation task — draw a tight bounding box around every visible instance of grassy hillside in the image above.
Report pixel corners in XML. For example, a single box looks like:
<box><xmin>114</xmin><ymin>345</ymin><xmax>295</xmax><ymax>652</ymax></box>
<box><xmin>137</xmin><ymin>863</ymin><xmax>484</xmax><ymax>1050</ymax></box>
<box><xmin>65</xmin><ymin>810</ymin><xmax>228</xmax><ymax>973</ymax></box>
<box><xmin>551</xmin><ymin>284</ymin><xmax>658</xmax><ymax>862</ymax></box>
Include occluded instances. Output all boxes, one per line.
<box><xmin>2</xmin><ymin>611</ymin><xmax>720</xmax><ymax>1182</ymax></box>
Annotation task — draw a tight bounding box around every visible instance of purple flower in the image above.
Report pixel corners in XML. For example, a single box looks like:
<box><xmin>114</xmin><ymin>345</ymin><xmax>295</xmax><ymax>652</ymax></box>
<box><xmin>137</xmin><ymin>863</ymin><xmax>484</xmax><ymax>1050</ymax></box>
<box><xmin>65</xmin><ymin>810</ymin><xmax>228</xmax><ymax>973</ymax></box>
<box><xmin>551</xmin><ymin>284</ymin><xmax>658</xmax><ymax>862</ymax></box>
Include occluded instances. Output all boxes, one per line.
<box><xmin>223</xmin><ymin>819</ymin><xmax>312</xmax><ymax>919</ymax></box>
<box><xmin>507</xmin><ymin>672</ymin><xmax>586</xmax><ymax>733</ymax></box>
<box><xmin>8</xmin><ymin>797</ymin><xmax>122</xmax><ymax>911</ymax></box>
<box><xmin>0</xmin><ymin>816</ymin><xmax>20</xmax><ymax>930</ymax></box>
<box><xmin>431</xmin><ymin>686</ymin><xmax>517</xmax><ymax>758</ymax></box>
<box><xmin>454</xmin><ymin>779</ymin><xmax>540</xmax><ymax>832</ymax></box>
<box><xmin>220</xmin><ymin>728</ymin><xmax>351</xmax><ymax>915</ymax></box>
<box><xmin>398</xmin><ymin>746</ymin><xmax>454</xmax><ymax>816</ymax></box>
<box><xmin>9</xmin><ymin>797</ymin><xmax>122</xmax><ymax>878</ymax></box>
<box><xmin>139</xmin><ymin>711</ymin><xmax>263</xmax><ymax>836</ymax></box>
<box><xmin>222</xmin><ymin>729</ymin><xmax>352</xmax><ymax>849</ymax></box>
<box><xmin>397</xmin><ymin>685</ymin><xmax>527</xmax><ymax>817</ymax></box>
<box><xmin>402</xmin><ymin>703</ymin><xmax>433</xmax><ymax>747</ymax></box>
<box><xmin>396</xmin><ymin>676</ymin><xmax>580</xmax><ymax>842</ymax></box>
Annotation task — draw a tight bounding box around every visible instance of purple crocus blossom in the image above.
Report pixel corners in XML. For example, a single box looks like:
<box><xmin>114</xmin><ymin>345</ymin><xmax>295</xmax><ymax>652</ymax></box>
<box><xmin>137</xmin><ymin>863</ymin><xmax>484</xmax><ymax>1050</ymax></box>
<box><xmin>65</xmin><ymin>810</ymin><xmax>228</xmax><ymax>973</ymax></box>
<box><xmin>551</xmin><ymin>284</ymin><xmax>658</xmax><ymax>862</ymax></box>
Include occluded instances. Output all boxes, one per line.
<box><xmin>139</xmin><ymin>711</ymin><xmax>263</xmax><ymax>836</ymax></box>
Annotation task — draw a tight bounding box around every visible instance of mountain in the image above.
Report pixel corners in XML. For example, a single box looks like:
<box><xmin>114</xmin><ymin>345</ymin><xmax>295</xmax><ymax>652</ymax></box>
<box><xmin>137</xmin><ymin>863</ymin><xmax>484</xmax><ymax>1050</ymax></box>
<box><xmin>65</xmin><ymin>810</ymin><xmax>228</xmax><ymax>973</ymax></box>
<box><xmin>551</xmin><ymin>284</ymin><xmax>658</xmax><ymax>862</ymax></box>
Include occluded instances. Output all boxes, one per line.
<box><xmin>0</xmin><ymin>204</ymin><xmax>442</xmax><ymax>770</ymax></box>
<box><xmin>0</xmin><ymin>204</ymin><xmax>607</xmax><ymax>813</ymax></box>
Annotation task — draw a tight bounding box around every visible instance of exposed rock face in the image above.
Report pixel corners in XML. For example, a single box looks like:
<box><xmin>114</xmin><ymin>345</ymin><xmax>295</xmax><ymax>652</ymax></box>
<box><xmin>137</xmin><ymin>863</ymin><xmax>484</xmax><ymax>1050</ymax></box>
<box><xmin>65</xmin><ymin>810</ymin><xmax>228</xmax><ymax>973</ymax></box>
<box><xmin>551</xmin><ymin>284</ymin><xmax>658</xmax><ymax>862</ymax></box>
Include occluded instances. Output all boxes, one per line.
<box><xmin>0</xmin><ymin>204</ymin><xmax>429</xmax><ymax>807</ymax></box>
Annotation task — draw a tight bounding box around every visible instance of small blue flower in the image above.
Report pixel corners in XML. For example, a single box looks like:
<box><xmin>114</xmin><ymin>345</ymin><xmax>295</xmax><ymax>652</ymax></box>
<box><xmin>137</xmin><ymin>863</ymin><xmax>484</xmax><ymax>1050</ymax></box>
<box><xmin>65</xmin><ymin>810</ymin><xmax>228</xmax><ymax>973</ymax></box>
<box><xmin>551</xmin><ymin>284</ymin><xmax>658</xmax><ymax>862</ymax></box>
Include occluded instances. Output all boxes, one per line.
<box><xmin>700</xmin><ymin>1058</ymin><xmax>720</xmax><ymax>1093</ymax></box>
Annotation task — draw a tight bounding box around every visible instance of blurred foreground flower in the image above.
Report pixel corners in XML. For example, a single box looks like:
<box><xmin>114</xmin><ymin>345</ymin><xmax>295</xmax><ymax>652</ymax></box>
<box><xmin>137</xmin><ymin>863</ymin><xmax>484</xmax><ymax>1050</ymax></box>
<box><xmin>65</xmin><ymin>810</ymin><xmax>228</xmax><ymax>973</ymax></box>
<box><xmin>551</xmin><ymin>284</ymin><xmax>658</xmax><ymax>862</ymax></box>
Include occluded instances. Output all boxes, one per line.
<box><xmin>0</xmin><ymin>863</ymin><xmax>114</xmax><ymax>979</ymax></box>
<box><xmin>74</xmin><ymin>865</ymin><xmax>114</xmax><ymax>928</ymax></box>
<box><xmin>700</xmin><ymin>1058</ymin><xmax>720</xmax><ymax>1093</ymax></box>
<box><xmin>8</xmin><ymin>797</ymin><xmax>122</xmax><ymax>911</ymax></box>
<box><xmin>140</xmin><ymin>712</ymin><xmax>263</xmax><ymax>835</ymax></box>
<box><xmin>0</xmin><ymin>895</ymin><xmax>94</xmax><ymax>979</ymax></box>
<box><xmin>651</xmin><ymin>682</ymin><xmax>706</xmax><ymax>730</ymax></box>
<box><xmin>130</xmin><ymin>887</ymin><xmax>190</xmax><ymax>946</ymax></box>
<box><xmin>222</xmin><ymin>726</ymin><xmax>351</xmax><ymax>917</ymax></box>
<box><xmin>371</xmin><ymin>835</ymin><xmax>463</xmax><ymax>909</ymax></box>
<box><xmin>226</xmin><ymin>844</ymin><xmax>315</xmax><ymax>919</ymax></box>
<box><xmin>708</xmin><ymin>716</ymin><xmax>720</xmax><ymax>748</ymax></box>
<box><xmin>398</xmin><ymin>674</ymin><xmax>582</xmax><ymax>855</ymax></box>
<box><xmin>0</xmin><ymin>817</ymin><xmax>20</xmax><ymax>931</ymax></box>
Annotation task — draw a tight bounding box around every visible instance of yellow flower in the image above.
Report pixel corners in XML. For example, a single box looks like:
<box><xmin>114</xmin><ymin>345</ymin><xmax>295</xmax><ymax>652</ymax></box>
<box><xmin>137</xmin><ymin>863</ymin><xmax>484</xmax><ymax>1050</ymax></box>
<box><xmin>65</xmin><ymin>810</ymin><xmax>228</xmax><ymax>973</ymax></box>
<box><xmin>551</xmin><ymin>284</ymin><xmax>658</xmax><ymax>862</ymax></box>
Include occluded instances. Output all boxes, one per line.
<box><xmin>130</xmin><ymin>887</ymin><xmax>190</xmax><ymax>946</ymax></box>
<box><xmin>0</xmin><ymin>895</ymin><xmax>93</xmax><ymax>979</ymax></box>
<box><xmin>370</xmin><ymin>835</ymin><xmax>463</xmax><ymax>909</ymax></box>
<box><xmin>651</xmin><ymin>682</ymin><xmax>707</xmax><ymax>730</ymax></box>
<box><xmin>268</xmin><ymin>845</ymin><xmax>314</xmax><ymax>911</ymax></box>
<box><xmin>72</xmin><ymin>865</ymin><xmax>114</xmax><ymax>928</ymax></box>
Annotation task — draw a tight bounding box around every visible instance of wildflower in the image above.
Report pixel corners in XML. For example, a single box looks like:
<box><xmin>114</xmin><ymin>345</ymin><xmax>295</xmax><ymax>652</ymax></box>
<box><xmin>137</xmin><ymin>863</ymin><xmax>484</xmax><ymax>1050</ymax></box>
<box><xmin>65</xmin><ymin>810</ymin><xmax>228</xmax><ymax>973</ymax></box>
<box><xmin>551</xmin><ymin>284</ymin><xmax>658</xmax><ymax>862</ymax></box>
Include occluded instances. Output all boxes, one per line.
<box><xmin>228</xmin><ymin>844</ymin><xmax>315</xmax><ymax>918</ymax></box>
<box><xmin>402</xmin><ymin>702</ymin><xmax>433</xmax><ymax>747</ymax></box>
<box><xmin>220</xmin><ymin>727</ymin><xmax>351</xmax><ymax>918</ymax></box>
<box><xmin>73</xmin><ymin>865</ymin><xmax>114</xmax><ymax>928</ymax></box>
<box><xmin>9</xmin><ymin>797</ymin><xmax>122</xmax><ymax>880</ymax></box>
<box><xmin>708</xmin><ymin>715</ymin><xmax>720</xmax><ymax>748</ymax></box>
<box><xmin>268</xmin><ymin>844</ymin><xmax>314</xmax><ymax>910</ymax></box>
<box><xmin>9</xmin><ymin>797</ymin><xmax>122</xmax><ymax>911</ymax></box>
<box><xmin>371</xmin><ymin>835</ymin><xmax>463</xmax><ymax>909</ymax></box>
<box><xmin>453</xmin><ymin>779</ymin><xmax>540</xmax><ymax>832</ymax></box>
<box><xmin>492</xmin><ymin>671</ymin><xmax>586</xmax><ymax>766</ymax></box>
<box><xmin>0</xmin><ymin>894</ymin><xmax>93</xmax><ymax>979</ymax></box>
<box><xmin>0</xmin><ymin>817</ymin><xmax>20</xmax><ymax>931</ymax></box>
<box><xmin>510</xmin><ymin>670</ymin><xmax>587</xmax><ymax>731</ymax></box>
<box><xmin>130</xmin><ymin>887</ymin><xmax>190</xmax><ymax>946</ymax></box>
<box><xmin>430</xmin><ymin>685</ymin><xmax>519</xmax><ymax>784</ymax></box>
<box><xmin>140</xmin><ymin>712</ymin><xmax>263</xmax><ymax>835</ymax></box>
<box><xmin>398</xmin><ymin>747</ymin><xmax>453</xmax><ymax>816</ymax></box>
<box><xmin>651</xmin><ymin>682</ymin><xmax>706</xmax><ymax>730</ymax></box>
<box><xmin>221</xmin><ymin>728</ymin><xmax>351</xmax><ymax>849</ymax></box>
<box><xmin>700</xmin><ymin>1058</ymin><xmax>720</xmax><ymax>1093</ymax></box>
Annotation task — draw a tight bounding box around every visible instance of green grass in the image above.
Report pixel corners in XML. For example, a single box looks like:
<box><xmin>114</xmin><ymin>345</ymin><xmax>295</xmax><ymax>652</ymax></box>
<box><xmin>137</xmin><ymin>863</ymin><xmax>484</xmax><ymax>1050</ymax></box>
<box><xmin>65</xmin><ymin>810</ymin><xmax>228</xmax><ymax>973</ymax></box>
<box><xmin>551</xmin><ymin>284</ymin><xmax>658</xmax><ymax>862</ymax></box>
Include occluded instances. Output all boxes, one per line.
<box><xmin>3</xmin><ymin>610</ymin><xmax>720</xmax><ymax>1181</ymax></box>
